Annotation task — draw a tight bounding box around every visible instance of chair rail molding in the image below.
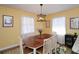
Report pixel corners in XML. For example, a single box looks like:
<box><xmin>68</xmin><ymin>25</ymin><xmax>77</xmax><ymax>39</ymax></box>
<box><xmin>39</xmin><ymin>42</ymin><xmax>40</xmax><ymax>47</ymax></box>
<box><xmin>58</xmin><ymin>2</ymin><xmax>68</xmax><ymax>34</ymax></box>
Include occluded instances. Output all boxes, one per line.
<box><xmin>0</xmin><ymin>44</ymin><xmax>19</xmax><ymax>51</ymax></box>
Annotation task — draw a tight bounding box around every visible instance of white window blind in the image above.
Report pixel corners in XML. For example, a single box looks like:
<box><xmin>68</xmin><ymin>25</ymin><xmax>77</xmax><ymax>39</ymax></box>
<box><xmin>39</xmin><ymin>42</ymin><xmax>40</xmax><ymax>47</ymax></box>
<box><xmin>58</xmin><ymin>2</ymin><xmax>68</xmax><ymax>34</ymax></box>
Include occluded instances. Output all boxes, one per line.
<box><xmin>21</xmin><ymin>16</ymin><xmax>34</xmax><ymax>35</ymax></box>
<box><xmin>52</xmin><ymin>17</ymin><xmax>66</xmax><ymax>35</ymax></box>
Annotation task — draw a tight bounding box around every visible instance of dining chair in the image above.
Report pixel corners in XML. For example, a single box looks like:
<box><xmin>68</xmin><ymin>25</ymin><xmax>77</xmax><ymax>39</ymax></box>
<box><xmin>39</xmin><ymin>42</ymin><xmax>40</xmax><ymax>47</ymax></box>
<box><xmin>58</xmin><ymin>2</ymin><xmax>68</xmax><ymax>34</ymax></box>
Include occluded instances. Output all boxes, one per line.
<box><xmin>72</xmin><ymin>35</ymin><xmax>79</xmax><ymax>54</ymax></box>
<box><xmin>43</xmin><ymin>38</ymin><xmax>53</xmax><ymax>54</ymax></box>
<box><xmin>37</xmin><ymin>34</ymin><xmax>59</xmax><ymax>54</ymax></box>
<box><xmin>50</xmin><ymin>36</ymin><xmax>57</xmax><ymax>53</ymax></box>
<box><xmin>37</xmin><ymin>37</ymin><xmax>52</xmax><ymax>54</ymax></box>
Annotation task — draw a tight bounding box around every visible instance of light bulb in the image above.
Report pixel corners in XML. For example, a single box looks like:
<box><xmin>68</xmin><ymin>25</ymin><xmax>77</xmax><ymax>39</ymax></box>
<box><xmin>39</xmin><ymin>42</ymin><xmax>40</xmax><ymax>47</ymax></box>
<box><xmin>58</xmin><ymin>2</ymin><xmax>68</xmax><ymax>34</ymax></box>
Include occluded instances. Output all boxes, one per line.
<box><xmin>39</xmin><ymin>17</ymin><xmax>44</xmax><ymax>20</ymax></box>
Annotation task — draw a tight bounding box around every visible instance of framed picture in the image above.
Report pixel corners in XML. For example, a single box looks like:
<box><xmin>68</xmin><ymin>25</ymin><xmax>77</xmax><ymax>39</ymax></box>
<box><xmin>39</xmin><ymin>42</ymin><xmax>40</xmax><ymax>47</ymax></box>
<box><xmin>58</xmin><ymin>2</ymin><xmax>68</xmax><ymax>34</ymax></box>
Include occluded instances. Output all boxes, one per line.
<box><xmin>45</xmin><ymin>20</ymin><xmax>50</xmax><ymax>28</ymax></box>
<box><xmin>70</xmin><ymin>17</ymin><xmax>79</xmax><ymax>29</ymax></box>
<box><xmin>3</xmin><ymin>15</ymin><xmax>13</xmax><ymax>27</ymax></box>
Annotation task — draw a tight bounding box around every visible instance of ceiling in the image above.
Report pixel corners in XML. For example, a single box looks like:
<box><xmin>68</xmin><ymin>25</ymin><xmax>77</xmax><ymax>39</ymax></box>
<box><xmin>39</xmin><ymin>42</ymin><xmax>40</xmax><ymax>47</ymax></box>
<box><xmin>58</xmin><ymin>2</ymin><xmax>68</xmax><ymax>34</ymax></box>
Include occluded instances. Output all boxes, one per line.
<box><xmin>0</xmin><ymin>4</ymin><xmax>79</xmax><ymax>15</ymax></box>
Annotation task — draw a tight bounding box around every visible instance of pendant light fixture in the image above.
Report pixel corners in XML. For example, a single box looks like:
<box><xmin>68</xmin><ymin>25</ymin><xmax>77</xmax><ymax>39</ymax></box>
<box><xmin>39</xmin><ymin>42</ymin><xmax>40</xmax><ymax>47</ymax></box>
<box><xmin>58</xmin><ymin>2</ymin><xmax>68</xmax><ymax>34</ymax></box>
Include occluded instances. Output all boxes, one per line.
<box><xmin>37</xmin><ymin>4</ymin><xmax>46</xmax><ymax>22</ymax></box>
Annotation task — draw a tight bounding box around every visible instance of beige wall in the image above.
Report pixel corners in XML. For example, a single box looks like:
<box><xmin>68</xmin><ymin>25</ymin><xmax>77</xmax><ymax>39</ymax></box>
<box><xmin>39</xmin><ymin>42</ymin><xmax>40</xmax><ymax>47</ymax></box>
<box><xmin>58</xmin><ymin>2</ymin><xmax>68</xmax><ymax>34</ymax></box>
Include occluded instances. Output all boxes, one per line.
<box><xmin>46</xmin><ymin>7</ymin><xmax>79</xmax><ymax>35</ymax></box>
<box><xmin>0</xmin><ymin>6</ymin><xmax>46</xmax><ymax>48</ymax></box>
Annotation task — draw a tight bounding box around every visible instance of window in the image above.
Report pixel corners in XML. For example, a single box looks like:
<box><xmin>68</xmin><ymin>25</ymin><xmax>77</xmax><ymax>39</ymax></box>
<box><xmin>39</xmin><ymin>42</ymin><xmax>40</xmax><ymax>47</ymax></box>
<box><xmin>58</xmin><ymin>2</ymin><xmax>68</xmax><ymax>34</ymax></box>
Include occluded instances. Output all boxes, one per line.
<box><xmin>21</xmin><ymin>16</ymin><xmax>35</xmax><ymax>35</ymax></box>
<box><xmin>52</xmin><ymin>17</ymin><xmax>66</xmax><ymax>35</ymax></box>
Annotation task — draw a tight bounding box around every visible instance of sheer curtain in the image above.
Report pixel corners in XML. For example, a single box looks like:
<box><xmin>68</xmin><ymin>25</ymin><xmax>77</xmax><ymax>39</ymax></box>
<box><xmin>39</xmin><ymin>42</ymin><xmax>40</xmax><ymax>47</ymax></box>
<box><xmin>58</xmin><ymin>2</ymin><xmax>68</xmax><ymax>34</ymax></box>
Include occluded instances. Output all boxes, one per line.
<box><xmin>52</xmin><ymin>17</ymin><xmax>66</xmax><ymax>35</ymax></box>
<box><xmin>21</xmin><ymin>16</ymin><xmax>35</xmax><ymax>35</ymax></box>
<box><xmin>52</xmin><ymin>17</ymin><xmax>66</xmax><ymax>44</ymax></box>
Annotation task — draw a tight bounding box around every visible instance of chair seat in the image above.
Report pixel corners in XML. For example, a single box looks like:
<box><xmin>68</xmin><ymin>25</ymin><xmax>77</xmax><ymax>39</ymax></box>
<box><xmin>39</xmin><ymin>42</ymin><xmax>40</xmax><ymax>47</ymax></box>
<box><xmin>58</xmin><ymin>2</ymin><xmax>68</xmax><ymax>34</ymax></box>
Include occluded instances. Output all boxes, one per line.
<box><xmin>37</xmin><ymin>46</ymin><xmax>43</xmax><ymax>54</ymax></box>
<box><xmin>23</xmin><ymin>47</ymin><xmax>33</xmax><ymax>54</ymax></box>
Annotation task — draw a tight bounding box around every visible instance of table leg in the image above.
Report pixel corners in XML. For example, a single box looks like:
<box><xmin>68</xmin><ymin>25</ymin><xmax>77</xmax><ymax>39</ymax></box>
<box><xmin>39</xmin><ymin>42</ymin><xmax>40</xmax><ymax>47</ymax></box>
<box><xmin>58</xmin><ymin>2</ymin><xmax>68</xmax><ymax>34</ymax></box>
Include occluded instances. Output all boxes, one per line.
<box><xmin>33</xmin><ymin>48</ymin><xmax>36</xmax><ymax>54</ymax></box>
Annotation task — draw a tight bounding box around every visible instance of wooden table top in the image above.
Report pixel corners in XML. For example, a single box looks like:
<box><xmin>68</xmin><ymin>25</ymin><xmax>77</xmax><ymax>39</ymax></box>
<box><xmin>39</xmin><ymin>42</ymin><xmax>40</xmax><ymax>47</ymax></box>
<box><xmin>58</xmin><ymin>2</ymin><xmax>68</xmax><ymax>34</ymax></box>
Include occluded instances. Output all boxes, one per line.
<box><xmin>23</xmin><ymin>34</ymin><xmax>52</xmax><ymax>49</ymax></box>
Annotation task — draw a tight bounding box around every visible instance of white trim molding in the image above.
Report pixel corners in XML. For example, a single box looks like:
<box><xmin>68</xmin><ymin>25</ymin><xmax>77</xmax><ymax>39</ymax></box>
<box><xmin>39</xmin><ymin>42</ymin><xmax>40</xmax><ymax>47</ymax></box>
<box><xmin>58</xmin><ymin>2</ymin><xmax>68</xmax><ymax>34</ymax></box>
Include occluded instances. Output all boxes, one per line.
<box><xmin>0</xmin><ymin>44</ymin><xmax>20</xmax><ymax>51</ymax></box>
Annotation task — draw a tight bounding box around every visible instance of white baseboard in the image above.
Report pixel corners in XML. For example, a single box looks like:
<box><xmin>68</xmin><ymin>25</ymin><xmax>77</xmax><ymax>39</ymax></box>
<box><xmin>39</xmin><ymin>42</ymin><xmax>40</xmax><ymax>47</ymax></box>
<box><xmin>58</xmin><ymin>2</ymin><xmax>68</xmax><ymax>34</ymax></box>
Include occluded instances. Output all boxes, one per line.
<box><xmin>0</xmin><ymin>44</ymin><xmax>20</xmax><ymax>51</ymax></box>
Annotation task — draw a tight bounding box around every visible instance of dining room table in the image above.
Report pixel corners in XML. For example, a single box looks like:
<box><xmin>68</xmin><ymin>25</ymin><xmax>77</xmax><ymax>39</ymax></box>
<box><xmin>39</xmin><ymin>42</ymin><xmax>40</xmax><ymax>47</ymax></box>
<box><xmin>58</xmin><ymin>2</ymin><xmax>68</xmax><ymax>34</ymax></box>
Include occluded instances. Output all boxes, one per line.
<box><xmin>23</xmin><ymin>34</ymin><xmax>52</xmax><ymax>54</ymax></box>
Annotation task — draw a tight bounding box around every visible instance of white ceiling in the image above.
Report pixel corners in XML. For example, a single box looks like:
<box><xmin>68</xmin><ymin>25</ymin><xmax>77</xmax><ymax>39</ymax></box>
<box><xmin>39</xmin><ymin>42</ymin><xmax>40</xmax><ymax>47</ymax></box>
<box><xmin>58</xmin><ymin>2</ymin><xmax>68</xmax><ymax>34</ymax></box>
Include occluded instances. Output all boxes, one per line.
<box><xmin>0</xmin><ymin>4</ymin><xmax>79</xmax><ymax>15</ymax></box>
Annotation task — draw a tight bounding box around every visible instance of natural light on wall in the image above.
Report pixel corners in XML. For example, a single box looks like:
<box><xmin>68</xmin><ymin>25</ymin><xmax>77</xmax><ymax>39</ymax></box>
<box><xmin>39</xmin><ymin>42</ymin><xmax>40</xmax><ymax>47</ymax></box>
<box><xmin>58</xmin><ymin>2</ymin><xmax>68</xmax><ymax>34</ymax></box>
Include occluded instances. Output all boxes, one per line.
<box><xmin>52</xmin><ymin>17</ymin><xmax>66</xmax><ymax>35</ymax></box>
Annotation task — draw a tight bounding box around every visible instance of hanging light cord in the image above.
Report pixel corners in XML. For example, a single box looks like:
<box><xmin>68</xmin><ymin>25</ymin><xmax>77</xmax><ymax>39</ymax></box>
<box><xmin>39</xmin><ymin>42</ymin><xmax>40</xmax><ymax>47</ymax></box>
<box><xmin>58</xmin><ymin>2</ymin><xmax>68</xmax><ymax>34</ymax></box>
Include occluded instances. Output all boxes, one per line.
<box><xmin>40</xmin><ymin>4</ymin><xmax>43</xmax><ymax>15</ymax></box>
